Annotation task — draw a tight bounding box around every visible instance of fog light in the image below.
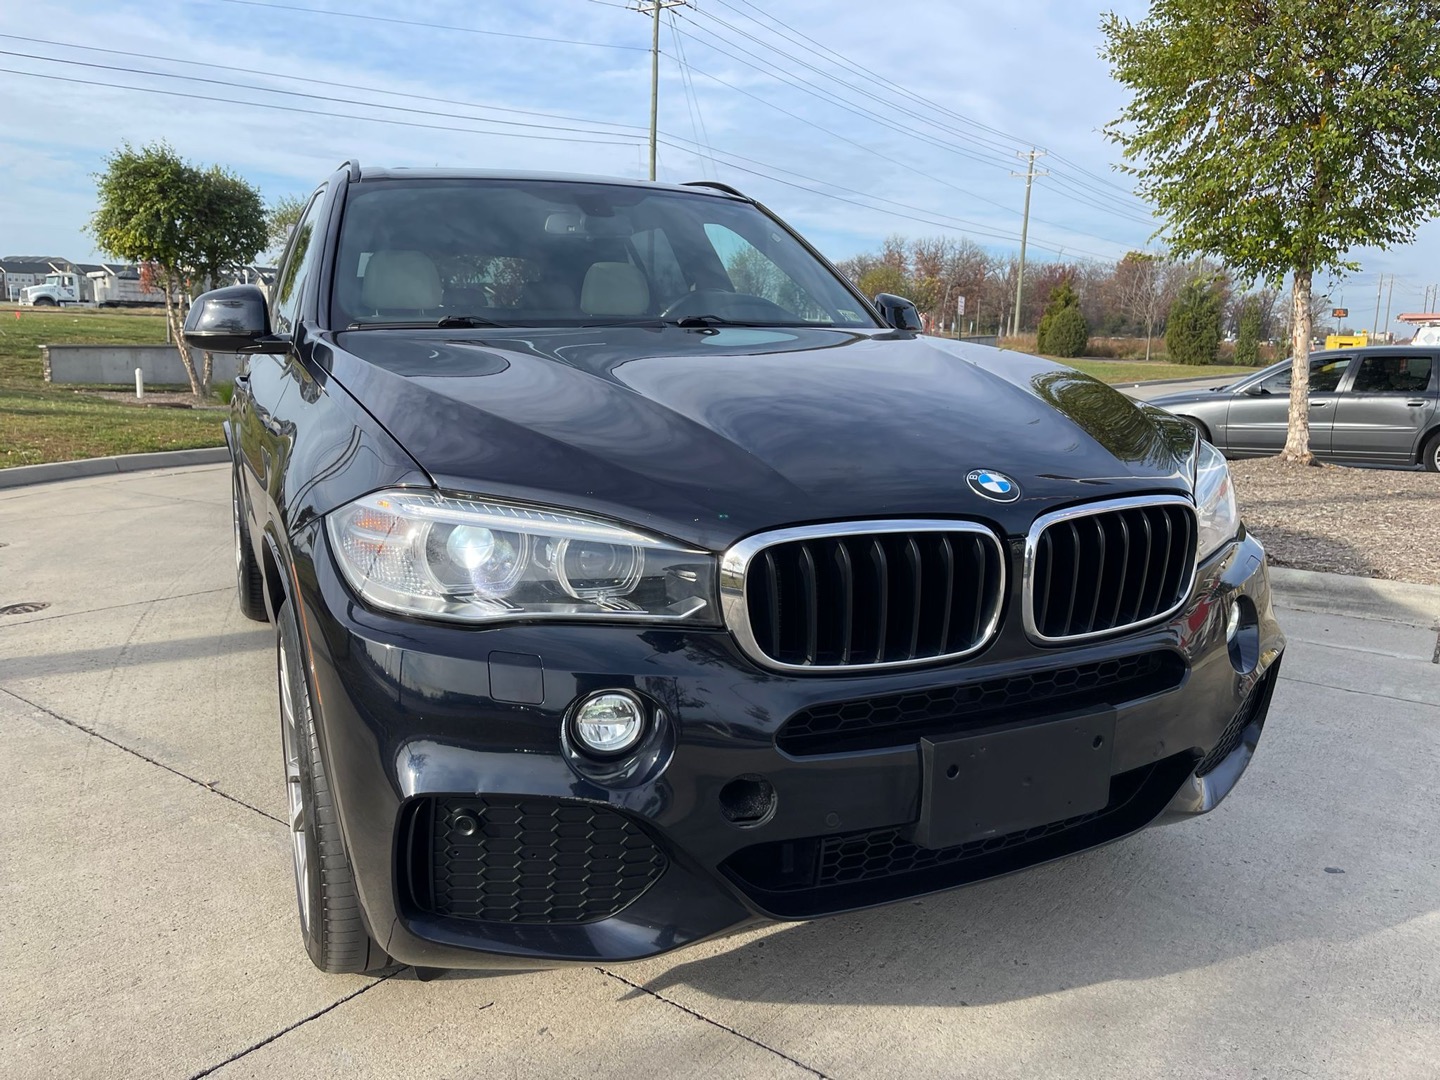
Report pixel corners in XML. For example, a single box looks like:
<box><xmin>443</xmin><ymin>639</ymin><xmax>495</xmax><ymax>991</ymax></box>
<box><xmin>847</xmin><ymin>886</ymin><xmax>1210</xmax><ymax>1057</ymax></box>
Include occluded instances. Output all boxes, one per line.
<box><xmin>570</xmin><ymin>691</ymin><xmax>646</xmax><ymax>756</ymax></box>
<box><xmin>1226</xmin><ymin>599</ymin><xmax>1242</xmax><ymax>643</ymax></box>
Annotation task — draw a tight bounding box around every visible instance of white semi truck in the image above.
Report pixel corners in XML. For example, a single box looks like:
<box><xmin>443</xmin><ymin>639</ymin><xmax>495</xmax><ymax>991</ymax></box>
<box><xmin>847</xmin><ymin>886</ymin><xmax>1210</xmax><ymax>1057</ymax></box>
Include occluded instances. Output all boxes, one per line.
<box><xmin>20</xmin><ymin>268</ymin><xmax>166</xmax><ymax>307</ymax></box>
<box><xmin>19</xmin><ymin>271</ymin><xmax>90</xmax><ymax>306</ymax></box>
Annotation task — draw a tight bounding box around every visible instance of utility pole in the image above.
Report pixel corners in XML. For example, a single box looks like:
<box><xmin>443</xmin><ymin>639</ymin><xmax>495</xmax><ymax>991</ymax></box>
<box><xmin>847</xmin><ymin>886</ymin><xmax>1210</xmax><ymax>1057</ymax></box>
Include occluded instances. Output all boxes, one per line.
<box><xmin>1384</xmin><ymin>275</ymin><xmax>1395</xmax><ymax>339</ymax></box>
<box><xmin>635</xmin><ymin>0</ymin><xmax>687</xmax><ymax>181</ymax></box>
<box><xmin>1373</xmin><ymin>275</ymin><xmax>1384</xmax><ymax>335</ymax></box>
<box><xmin>1010</xmin><ymin>149</ymin><xmax>1047</xmax><ymax>337</ymax></box>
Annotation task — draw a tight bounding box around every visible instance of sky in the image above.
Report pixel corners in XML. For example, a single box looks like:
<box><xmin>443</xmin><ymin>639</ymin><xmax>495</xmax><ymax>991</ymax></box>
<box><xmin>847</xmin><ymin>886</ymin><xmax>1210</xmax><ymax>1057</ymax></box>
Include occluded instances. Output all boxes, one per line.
<box><xmin>1</xmin><ymin>0</ymin><xmax>1436</xmax><ymax>331</ymax></box>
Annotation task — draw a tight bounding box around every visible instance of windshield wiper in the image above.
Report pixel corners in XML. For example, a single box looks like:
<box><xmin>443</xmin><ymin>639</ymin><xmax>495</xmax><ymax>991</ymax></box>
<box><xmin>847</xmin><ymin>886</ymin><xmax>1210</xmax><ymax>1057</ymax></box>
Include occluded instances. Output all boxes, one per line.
<box><xmin>345</xmin><ymin>315</ymin><xmax>505</xmax><ymax>330</ymax></box>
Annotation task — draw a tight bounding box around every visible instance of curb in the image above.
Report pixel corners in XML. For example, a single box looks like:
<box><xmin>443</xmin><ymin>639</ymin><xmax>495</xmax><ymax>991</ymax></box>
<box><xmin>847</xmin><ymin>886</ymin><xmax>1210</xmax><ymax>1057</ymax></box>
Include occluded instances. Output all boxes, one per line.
<box><xmin>1268</xmin><ymin>566</ymin><xmax>1440</xmax><ymax>629</ymax></box>
<box><xmin>0</xmin><ymin>447</ymin><xmax>229</xmax><ymax>490</ymax></box>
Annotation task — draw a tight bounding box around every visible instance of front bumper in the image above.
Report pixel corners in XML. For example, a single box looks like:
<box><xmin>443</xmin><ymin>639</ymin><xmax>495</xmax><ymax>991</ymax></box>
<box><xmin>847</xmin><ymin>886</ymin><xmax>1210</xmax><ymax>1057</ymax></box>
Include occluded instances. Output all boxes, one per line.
<box><xmin>291</xmin><ymin>526</ymin><xmax>1284</xmax><ymax>968</ymax></box>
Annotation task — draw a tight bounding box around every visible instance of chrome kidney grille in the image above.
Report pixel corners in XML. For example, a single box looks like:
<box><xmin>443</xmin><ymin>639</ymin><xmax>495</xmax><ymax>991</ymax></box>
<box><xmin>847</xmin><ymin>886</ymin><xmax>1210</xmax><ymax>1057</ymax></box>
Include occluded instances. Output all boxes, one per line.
<box><xmin>720</xmin><ymin>522</ymin><xmax>1006</xmax><ymax>672</ymax></box>
<box><xmin>1024</xmin><ymin>496</ymin><xmax>1197</xmax><ymax>643</ymax></box>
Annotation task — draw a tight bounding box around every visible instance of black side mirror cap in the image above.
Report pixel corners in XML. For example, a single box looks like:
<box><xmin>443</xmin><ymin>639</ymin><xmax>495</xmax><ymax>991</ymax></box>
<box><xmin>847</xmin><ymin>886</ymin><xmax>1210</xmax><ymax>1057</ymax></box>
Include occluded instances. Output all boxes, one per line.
<box><xmin>183</xmin><ymin>285</ymin><xmax>287</xmax><ymax>353</ymax></box>
<box><xmin>873</xmin><ymin>292</ymin><xmax>924</xmax><ymax>333</ymax></box>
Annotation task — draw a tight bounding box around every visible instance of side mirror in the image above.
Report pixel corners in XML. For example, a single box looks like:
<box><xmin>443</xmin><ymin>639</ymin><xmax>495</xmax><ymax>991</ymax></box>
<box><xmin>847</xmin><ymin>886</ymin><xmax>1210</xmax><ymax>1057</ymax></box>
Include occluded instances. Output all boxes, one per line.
<box><xmin>873</xmin><ymin>292</ymin><xmax>924</xmax><ymax>333</ymax></box>
<box><xmin>183</xmin><ymin>285</ymin><xmax>286</xmax><ymax>353</ymax></box>
<box><xmin>1243</xmin><ymin>384</ymin><xmax>1268</xmax><ymax>397</ymax></box>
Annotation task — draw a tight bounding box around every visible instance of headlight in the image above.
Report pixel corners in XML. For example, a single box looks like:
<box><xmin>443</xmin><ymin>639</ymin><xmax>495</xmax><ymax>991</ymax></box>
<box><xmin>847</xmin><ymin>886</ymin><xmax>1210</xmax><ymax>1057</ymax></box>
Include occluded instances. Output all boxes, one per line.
<box><xmin>1194</xmin><ymin>440</ymin><xmax>1239</xmax><ymax>562</ymax></box>
<box><xmin>326</xmin><ymin>490</ymin><xmax>718</xmax><ymax>624</ymax></box>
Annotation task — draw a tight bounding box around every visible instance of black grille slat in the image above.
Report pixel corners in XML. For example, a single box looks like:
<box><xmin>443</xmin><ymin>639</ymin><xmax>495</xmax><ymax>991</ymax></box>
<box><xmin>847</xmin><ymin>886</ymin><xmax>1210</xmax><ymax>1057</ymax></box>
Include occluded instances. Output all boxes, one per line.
<box><xmin>744</xmin><ymin>527</ymin><xmax>1002</xmax><ymax>669</ymax></box>
<box><xmin>777</xmin><ymin>651</ymin><xmax>1186</xmax><ymax>755</ymax></box>
<box><xmin>798</xmin><ymin>544</ymin><xmax>819</xmax><ymax>665</ymax></box>
<box><xmin>1031</xmin><ymin>501</ymin><xmax>1196</xmax><ymax>640</ymax></box>
<box><xmin>409</xmin><ymin>796</ymin><xmax>666</xmax><ymax>925</ymax></box>
<box><xmin>835</xmin><ymin>540</ymin><xmax>855</xmax><ymax>664</ymax></box>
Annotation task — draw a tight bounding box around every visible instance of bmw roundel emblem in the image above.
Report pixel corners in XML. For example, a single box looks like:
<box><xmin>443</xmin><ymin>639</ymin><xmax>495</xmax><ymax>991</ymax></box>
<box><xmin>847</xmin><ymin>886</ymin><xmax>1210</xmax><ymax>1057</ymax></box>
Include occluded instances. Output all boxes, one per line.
<box><xmin>966</xmin><ymin>469</ymin><xmax>1020</xmax><ymax>502</ymax></box>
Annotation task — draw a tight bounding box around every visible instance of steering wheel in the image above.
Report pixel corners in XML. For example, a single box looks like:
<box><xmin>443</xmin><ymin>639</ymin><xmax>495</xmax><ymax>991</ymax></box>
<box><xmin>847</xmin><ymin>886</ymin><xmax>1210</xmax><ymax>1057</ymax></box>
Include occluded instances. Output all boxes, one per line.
<box><xmin>658</xmin><ymin>289</ymin><xmax>797</xmax><ymax>321</ymax></box>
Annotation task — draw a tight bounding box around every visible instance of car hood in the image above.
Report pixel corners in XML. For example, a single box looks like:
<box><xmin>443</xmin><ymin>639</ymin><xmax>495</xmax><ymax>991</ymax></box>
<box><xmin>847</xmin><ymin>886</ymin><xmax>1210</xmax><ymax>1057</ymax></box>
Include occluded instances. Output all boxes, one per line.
<box><xmin>322</xmin><ymin>327</ymin><xmax>1195</xmax><ymax>550</ymax></box>
<box><xmin>1147</xmin><ymin>387</ymin><xmax>1233</xmax><ymax>409</ymax></box>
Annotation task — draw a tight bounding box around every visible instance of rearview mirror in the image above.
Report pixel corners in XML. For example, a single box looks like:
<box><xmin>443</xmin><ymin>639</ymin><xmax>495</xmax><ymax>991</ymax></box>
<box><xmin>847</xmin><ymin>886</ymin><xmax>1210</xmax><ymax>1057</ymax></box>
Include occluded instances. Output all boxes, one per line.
<box><xmin>873</xmin><ymin>293</ymin><xmax>924</xmax><ymax>332</ymax></box>
<box><xmin>183</xmin><ymin>285</ymin><xmax>286</xmax><ymax>353</ymax></box>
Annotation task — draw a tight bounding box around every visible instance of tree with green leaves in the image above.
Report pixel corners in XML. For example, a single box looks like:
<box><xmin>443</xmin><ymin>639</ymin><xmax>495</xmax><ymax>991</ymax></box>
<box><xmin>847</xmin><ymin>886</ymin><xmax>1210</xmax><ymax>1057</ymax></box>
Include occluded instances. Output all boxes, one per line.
<box><xmin>1234</xmin><ymin>295</ymin><xmax>1263</xmax><ymax>365</ymax></box>
<box><xmin>1166</xmin><ymin>277</ymin><xmax>1224</xmax><ymax>364</ymax></box>
<box><xmin>265</xmin><ymin>193</ymin><xmax>308</xmax><ymax>259</ymax></box>
<box><xmin>89</xmin><ymin>142</ymin><xmax>267</xmax><ymax>396</ymax></box>
<box><xmin>1101</xmin><ymin>1</ymin><xmax>1440</xmax><ymax>462</ymax></box>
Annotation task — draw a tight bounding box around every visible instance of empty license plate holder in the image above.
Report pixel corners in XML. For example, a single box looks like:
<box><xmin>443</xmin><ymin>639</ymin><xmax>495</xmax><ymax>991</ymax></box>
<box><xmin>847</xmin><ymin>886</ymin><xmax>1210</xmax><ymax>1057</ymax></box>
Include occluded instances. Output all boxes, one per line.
<box><xmin>910</xmin><ymin>711</ymin><xmax>1116</xmax><ymax>851</ymax></box>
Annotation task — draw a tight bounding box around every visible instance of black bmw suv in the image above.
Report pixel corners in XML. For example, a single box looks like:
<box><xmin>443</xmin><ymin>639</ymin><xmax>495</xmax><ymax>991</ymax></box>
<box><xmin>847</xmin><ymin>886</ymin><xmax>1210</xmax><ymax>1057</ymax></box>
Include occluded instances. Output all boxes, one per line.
<box><xmin>187</xmin><ymin>162</ymin><xmax>1284</xmax><ymax>974</ymax></box>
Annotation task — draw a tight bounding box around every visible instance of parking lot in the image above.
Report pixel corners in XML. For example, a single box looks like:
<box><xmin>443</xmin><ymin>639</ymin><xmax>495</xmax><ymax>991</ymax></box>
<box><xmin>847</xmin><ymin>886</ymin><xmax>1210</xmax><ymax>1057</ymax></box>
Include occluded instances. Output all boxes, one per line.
<box><xmin>2</xmin><ymin>464</ymin><xmax>1438</xmax><ymax>1079</ymax></box>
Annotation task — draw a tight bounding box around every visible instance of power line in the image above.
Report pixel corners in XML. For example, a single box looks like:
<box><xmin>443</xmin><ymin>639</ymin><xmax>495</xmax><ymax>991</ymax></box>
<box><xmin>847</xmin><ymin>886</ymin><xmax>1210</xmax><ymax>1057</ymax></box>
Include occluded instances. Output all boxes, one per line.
<box><xmin>0</xmin><ymin>66</ymin><xmax>644</xmax><ymax>146</ymax></box>
<box><xmin>0</xmin><ymin>49</ymin><xmax>646</xmax><ymax>141</ymax></box>
<box><xmin>673</xmin><ymin>15</ymin><xmax>1153</xmax><ymax>230</ymax></box>
<box><xmin>213</xmin><ymin>0</ymin><xmax>647</xmax><ymax>50</ymax></box>
<box><xmin>0</xmin><ymin>32</ymin><xmax>647</xmax><ymax>132</ymax></box>
<box><xmin>716</xmin><ymin>0</ymin><xmax>1146</xmax><ymax>205</ymax></box>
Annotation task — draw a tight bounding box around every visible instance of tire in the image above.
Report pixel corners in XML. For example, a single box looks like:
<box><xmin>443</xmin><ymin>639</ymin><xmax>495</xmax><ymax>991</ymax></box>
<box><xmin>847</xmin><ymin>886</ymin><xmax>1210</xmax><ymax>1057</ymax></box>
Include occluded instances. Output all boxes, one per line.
<box><xmin>32</xmin><ymin>296</ymin><xmax>56</xmax><ymax>307</ymax></box>
<box><xmin>232</xmin><ymin>466</ymin><xmax>269</xmax><ymax>622</ymax></box>
<box><xmin>1422</xmin><ymin>430</ymin><xmax>1440</xmax><ymax>473</ymax></box>
<box><xmin>277</xmin><ymin>601</ymin><xmax>391</xmax><ymax>973</ymax></box>
<box><xmin>1175</xmin><ymin>415</ymin><xmax>1212</xmax><ymax>444</ymax></box>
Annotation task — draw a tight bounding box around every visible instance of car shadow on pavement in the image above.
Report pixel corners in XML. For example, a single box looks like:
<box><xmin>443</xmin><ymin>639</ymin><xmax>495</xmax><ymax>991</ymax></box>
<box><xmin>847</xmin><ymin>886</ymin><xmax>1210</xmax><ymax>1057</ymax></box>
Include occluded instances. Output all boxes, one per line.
<box><xmin>628</xmin><ymin>819</ymin><xmax>1431</xmax><ymax>1008</ymax></box>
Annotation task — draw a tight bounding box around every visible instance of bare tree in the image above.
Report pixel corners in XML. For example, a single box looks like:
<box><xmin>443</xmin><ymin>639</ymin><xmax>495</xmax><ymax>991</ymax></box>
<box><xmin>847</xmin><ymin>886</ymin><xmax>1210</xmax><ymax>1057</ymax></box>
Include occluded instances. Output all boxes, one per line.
<box><xmin>1113</xmin><ymin>251</ymin><xmax>1170</xmax><ymax>361</ymax></box>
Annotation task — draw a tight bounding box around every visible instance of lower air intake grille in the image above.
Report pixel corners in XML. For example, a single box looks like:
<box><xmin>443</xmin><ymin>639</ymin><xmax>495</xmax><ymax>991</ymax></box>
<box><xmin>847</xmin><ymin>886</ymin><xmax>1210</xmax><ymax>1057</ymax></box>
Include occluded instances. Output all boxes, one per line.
<box><xmin>404</xmin><ymin>796</ymin><xmax>666</xmax><ymax>924</ymax></box>
<box><xmin>1028</xmin><ymin>497</ymin><xmax>1198</xmax><ymax>641</ymax></box>
<box><xmin>778</xmin><ymin>651</ymin><xmax>1186</xmax><ymax>755</ymax></box>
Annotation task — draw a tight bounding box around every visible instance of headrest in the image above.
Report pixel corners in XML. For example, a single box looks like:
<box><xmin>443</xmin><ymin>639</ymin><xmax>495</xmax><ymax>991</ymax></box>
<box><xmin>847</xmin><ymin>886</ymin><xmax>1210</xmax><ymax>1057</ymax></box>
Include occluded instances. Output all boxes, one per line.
<box><xmin>580</xmin><ymin>262</ymin><xmax>649</xmax><ymax>316</ymax></box>
<box><xmin>360</xmin><ymin>250</ymin><xmax>442</xmax><ymax>312</ymax></box>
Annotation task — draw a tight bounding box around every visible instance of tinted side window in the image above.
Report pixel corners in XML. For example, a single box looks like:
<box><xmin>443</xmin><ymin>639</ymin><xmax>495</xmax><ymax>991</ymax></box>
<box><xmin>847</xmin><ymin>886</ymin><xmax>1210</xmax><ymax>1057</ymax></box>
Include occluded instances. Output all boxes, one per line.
<box><xmin>272</xmin><ymin>191</ymin><xmax>327</xmax><ymax>336</ymax></box>
<box><xmin>1350</xmin><ymin>355</ymin><xmax>1433</xmax><ymax>394</ymax></box>
<box><xmin>1258</xmin><ymin>355</ymin><xmax>1347</xmax><ymax>394</ymax></box>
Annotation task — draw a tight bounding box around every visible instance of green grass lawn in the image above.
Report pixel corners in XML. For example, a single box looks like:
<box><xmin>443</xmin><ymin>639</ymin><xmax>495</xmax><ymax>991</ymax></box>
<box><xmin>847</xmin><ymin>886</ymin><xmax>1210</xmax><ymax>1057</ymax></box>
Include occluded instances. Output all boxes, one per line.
<box><xmin>1063</xmin><ymin>358</ymin><xmax>1255</xmax><ymax>384</ymax></box>
<box><xmin>0</xmin><ymin>306</ymin><xmax>226</xmax><ymax>467</ymax></box>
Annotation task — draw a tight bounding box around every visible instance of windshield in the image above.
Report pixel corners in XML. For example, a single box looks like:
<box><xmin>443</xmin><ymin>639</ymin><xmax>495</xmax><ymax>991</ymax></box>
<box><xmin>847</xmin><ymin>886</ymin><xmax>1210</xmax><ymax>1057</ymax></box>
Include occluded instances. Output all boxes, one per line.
<box><xmin>330</xmin><ymin>179</ymin><xmax>878</xmax><ymax>330</ymax></box>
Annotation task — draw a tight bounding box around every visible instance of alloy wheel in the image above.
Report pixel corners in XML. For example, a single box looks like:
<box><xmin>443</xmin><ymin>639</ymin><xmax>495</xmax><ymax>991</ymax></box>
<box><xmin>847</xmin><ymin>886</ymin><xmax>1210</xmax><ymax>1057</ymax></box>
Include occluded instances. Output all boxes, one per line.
<box><xmin>277</xmin><ymin>639</ymin><xmax>311</xmax><ymax>935</ymax></box>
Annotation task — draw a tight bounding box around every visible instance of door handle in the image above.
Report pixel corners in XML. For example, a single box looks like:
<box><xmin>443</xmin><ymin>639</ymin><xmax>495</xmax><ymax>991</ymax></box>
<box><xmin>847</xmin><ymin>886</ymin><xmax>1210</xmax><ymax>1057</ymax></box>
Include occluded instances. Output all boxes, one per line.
<box><xmin>1406</xmin><ymin>400</ymin><xmax>1425</xmax><ymax>407</ymax></box>
<box><xmin>1309</xmin><ymin>401</ymin><xmax>1329</xmax><ymax>408</ymax></box>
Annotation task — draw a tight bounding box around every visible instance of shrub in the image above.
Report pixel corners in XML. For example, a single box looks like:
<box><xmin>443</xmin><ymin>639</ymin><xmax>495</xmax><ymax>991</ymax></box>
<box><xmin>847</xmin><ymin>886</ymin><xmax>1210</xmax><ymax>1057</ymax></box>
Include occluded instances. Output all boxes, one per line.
<box><xmin>1036</xmin><ymin>279</ymin><xmax>1082</xmax><ymax>355</ymax></box>
<box><xmin>1045</xmin><ymin>306</ymin><xmax>1089</xmax><ymax>357</ymax></box>
<box><xmin>215</xmin><ymin>380</ymin><xmax>235</xmax><ymax>405</ymax></box>
<box><xmin>1165</xmin><ymin>279</ymin><xmax>1223</xmax><ymax>365</ymax></box>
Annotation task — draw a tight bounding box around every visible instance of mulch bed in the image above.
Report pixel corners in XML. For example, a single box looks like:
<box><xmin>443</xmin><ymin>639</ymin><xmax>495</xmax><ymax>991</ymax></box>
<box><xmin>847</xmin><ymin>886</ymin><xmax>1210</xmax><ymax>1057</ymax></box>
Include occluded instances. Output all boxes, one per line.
<box><xmin>1229</xmin><ymin>458</ymin><xmax>1440</xmax><ymax>585</ymax></box>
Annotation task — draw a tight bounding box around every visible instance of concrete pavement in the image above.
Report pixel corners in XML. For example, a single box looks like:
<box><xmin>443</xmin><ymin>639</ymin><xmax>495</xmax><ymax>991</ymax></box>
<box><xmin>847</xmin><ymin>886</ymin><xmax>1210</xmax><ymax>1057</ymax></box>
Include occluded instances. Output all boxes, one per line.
<box><xmin>2</xmin><ymin>464</ymin><xmax>1438</xmax><ymax>1079</ymax></box>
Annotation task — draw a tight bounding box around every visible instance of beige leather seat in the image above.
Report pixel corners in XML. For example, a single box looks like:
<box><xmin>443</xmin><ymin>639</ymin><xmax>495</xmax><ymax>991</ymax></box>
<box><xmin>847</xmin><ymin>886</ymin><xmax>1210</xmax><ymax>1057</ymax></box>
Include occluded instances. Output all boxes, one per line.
<box><xmin>360</xmin><ymin>250</ymin><xmax>442</xmax><ymax>313</ymax></box>
<box><xmin>580</xmin><ymin>262</ymin><xmax>649</xmax><ymax>317</ymax></box>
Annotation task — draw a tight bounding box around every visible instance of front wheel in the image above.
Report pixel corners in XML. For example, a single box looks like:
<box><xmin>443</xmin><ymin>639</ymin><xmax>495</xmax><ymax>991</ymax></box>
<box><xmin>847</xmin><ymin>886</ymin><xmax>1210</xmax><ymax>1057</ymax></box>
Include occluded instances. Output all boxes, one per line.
<box><xmin>277</xmin><ymin>601</ymin><xmax>390</xmax><ymax>973</ymax></box>
<box><xmin>1175</xmin><ymin>415</ymin><xmax>1212</xmax><ymax>444</ymax></box>
<box><xmin>232</xmin><ymin>467</ymin><xmax>268</xmax><ymax>622</ymax></box>
<box><xmin>1422</xmin><ymin>430</ymin><xmax>1440</xmax><ymax>473</ymax></box>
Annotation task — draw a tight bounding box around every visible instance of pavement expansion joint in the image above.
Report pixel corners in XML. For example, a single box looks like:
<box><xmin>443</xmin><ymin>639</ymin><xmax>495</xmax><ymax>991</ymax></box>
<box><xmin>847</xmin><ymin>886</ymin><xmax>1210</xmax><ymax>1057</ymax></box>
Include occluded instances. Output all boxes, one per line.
<box><xmin>1277</xmin><ymin>673</ymin><xmax>1440</xmax><ymax>709</ymax></box>
<box><xmin>0</xmin><ymin>685</ymin><xmax>285</xmax><ymax>826</ymax></box>
<box><xmin>184</xmin><ymin>970</ymin><xmax>402</xmax><ymax>1079</ymax></box>
<box><xmin>0</xmin><ymin>588</ymin><xmax>231</xmax><ymax>628</ymax></box>
<box><xmin>594</xmin><ymin>966</ymin><xmax>832</xmax><ymax>1079</ymax></box>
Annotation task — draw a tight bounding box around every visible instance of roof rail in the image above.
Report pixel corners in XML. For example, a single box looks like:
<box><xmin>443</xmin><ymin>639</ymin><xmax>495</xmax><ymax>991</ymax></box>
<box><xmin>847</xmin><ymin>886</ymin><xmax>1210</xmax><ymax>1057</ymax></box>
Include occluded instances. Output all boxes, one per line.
<box><xmin>340</xmin><ymin>159</ymin><xmax>362</xmax><ymax>182</ymax></box>
<box><xmin>682</xmin><ymin>180</ymin><xmax>750</xmax><ymax>200</ymax></box>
